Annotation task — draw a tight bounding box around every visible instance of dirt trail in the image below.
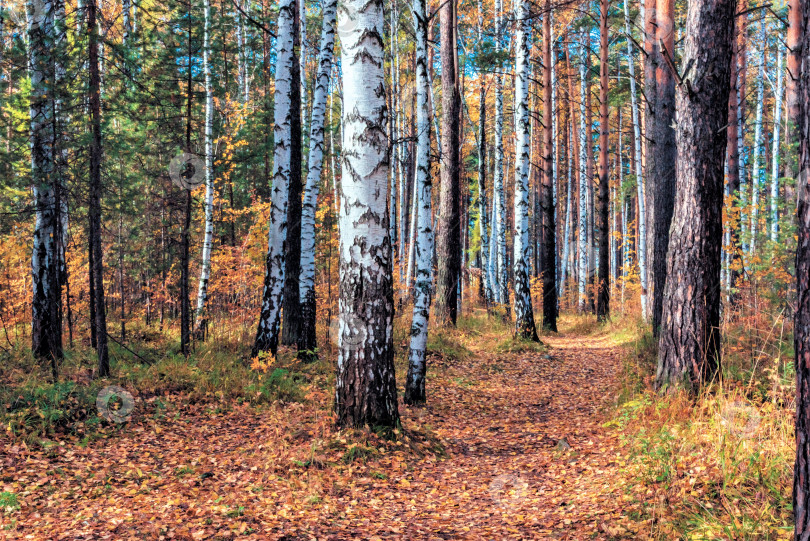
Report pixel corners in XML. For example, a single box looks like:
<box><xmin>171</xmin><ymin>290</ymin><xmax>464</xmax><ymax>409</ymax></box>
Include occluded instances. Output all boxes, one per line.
<box><xmin>1</xmin><ymin>325</ymin><xmax>641</xmax><ymax>540</ymax></box>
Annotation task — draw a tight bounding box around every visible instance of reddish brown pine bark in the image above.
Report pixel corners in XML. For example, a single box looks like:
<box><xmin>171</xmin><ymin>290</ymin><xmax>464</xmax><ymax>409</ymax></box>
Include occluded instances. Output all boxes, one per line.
<box><xmin>596</xmin><ymin>0</ymin><xmax>610</xmax><ymax>321</ymax></box>
<box><xmin>643</xmin><ymin>0</ymin><xmax>657</xmax><ymax>313</ymax></box>
<box><xmin>651</xmin><ymin>0</ymin><xmax>676</xmax><ymax>334</ymax></box>
<box><xmin>793</xmin><ymin>0</ymin><xmax>810</xmax><ymax>533</ymax></box>
<box><xmin>785</xmin><ymin>0</ymin><xmax>802</xmax><ymax>197</ymax></box>
<box><xmin>655</xmin><ymin>0</ymin><xmax>736</xmax><ymax>391</ymax></box>
<box><xmin>541</xmin><ymin>5</ymin><xmax>558</xmax><ymax>331</ymax></box>
<box><xmin>435</xmin><ymin>0</ymin><xmax>462</xmax><ymax>327</ymax></box>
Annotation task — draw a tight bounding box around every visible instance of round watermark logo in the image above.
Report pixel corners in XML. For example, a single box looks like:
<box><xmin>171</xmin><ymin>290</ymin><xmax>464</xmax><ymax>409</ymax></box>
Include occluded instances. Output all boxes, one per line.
<box><xmin>169</xmin><ymin>153</ymin><xmax>205</xmax><ymax>191</ymax></box>
<box><xmin>96</xmin><ymin>385</ymin><xmax>135</xmax><ymax>424</ymax></box>
<box><xmin>720</xmin><ymin>400</ymin><xmax>761</xmax><ymax>438</ymax></box>
<box><xmin>328</xmin><ymin>312</ymin><xmax>367</xmax><ymax>352</ymax></box>
<box><xmin>633</xmin><ymin>9</ymin><xmax>675</xmax><ymax>46</ymax></box>
<box><xmin>489</xmin><ymin>473</ymin><xmax>528</xmax><ymax>509</ymax></box>
<box><xmin>336</xmin><ymin>2</ymin><xmax>360</xmax><ymax>40</ymax></box>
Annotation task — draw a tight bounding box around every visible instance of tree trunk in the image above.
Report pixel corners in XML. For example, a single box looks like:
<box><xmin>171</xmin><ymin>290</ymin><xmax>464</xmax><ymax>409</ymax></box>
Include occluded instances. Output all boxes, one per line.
<box><xmin>749</xmin><ymin>17</ymin><xmax>766</xmax><ymax>256</ymax></box>
<box><xmin>784</xmin><ymin>0</ymin><xmax>801</xmax><ymax>202</ymax></box>
<box><xmin>541</xmin><ymin>5</ymin><xmax>557</xmax><ymax>331</ymax></box>
<box><xmin>282</xmin><ymin>0</ymin><xmax>303</xmax><ymax>347</ymax></box>
<box><xmin>253</xmin><ymin>0</ymin><xmax>296</xmax><ymax>357</ymax></box>
<box><xmin>726</xmin><ymin>17</ymin><xmax>742</xmax><ymax>301</ymax></box>
<box><xmin>643</xmin><ymin>0</ymin><xmax>657</xmax><ymax>322</ymax></box>
<box><xmin>596</xmin><ymin>0</ymin><xmax>610</xmax><ymax>321</ymax></box>
<box><xmin>195</xmin><ymin>0</ymin><xmax>215</xmax><ymax>340</ymax></box>
<box><xmin>477</xmin><ymin>9</ymin><xmax>491</xmax><ymax>304</ymax></box>
<box><xmin>494</xmin><ymin>0</ymin><xmax>507</xmax><ymax>307</ymax></box>
<box><xmin>770</xmin><ymin>41</ymin><xmax>784</xmax><ymax>242</ymax></box>
<box><xmin>512</xmin><ymin>0</ymin><xmax>539</xmax><ymax>339</ymax></box>
<box><xmin>334</xmin><ymin>0</ymin><xmax>399</xmax><ymax>428</ymax></box>
<box><xmin>435</xmin><ymin>0</ymin><xmax>461</xmax><ymax>327</ymax></box>
<box><xmin>656</xmin><ymin>0</ymin><xmax>736</xmax><ymax>390</ymax></box>
<box><xmin>405</xmin><ymin>0</ymin><xmax>433</xmax><ymax>403</ymax></box>
<box><xmin>624</xmin><ymin>0</ymin><xmax>648</xmax><ymax>318</ymax></box>
<box><xmin>577</xmin><ymin>40</ymin><xmax>588</xmax><ymax>313</ymax></box>
<box><xmin>298</xmin><ymin>0</ymin><xmax>337</xmax><ymax>360</ymax></box>
<box><xmin>651</xmin><ymin>0</ymin><xmax>676</xmax><ymax>334</ymax></box>
<box><xmin>29</xmin><ymin>0</ymin><xmax>63</xmax><ymax>376</ymax></box>
<box><xmin>88</xmin><ymin>0</ymin><xmax>109</xmax><ymax>376</ymax></box>
<box><xmin>793</xmin><ymin>0</ymin><xmax>810</xmax><ymax>530</ymax></box>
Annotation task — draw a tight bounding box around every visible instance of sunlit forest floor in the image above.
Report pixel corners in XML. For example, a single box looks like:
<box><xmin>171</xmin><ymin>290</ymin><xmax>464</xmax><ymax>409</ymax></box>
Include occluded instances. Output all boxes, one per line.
<box><xmin>0</xmin><ymin>308</ymin><xmax>795</xmax><ymax>539</ymax></box>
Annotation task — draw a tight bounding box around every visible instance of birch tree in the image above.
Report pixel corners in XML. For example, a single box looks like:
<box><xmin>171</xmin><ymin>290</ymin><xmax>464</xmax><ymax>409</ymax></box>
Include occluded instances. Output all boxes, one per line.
<box><xmin>298</xmin><ymin>0</ymin><xmax>337</xmax><ymax>360</ymax></box>
<box><xmin>512</xmin><ymin>0</ymin><xmax>539</xmax><ymax>339</ymax></box>
<box><xmin>494</xmin><ymin>0</ymin><xmax>507</xmax><ymax>306</ymax></box>
<box><xmin>29</xmin><ymin>0</ymin><xmax>62</xmax><ymax>374</ymax></box>
<box><xmin>476</xmin><ymin>0</ymin><xmax>491</xmax><ymax>303</ymax></box>
<box><xmin>405</xmin><ymin>0</ymin><xmax>433</xmax><ymax>404</ymax></box>
<box><xmin>577</xmin><ymin>42</ymin><xmax>588</xmax><ymax>312</ymax></box>
<box><xmin>749</xmin><ymin>17</ymin><xmax>766</xmax><ymax>255</ymax></box>
<box><xmin>624</xmin><ymin>0</ymin><xmax>648</xmax><ymax>318</ymax></box>
<box><xmin>194</xmin><ymin>0</ymin><xmax>214</xmax><ymax>338</ymax></box>
<box><xmin>770</xmin><ymin>39</ymin><xmax>784</xmax><ymax>242</ymax></box>
<box><xmin>334</xmin><ymin>0</ymin><xmax>399</xmax><ymax>427</ymax></box>
<box><xmin>253</xmin><ymin>0</ymin><xmax>296</xmax><ymax>357</ymax></box>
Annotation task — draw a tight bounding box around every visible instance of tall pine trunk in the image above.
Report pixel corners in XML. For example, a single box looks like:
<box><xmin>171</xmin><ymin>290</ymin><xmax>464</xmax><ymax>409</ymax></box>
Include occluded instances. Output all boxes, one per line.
<box><xmin>651</xmin><ymin>0</ymin><xmax>676</xmax><ymax>334</ymax></box>
<box><xmin>88</xmin><ymin>0</ymin><xmax>109</xmax><ymax>376</ymax></box>
<box><xmin>656</xmin><ymin>0</ymin><xmax>736</xmax><ymax>390</ymax></box>
<box><xmin>435</xmin><ymin>0</ymin><xmax>461</xmax><ymax>326</ymax></box>
<box><xmin>793</xmin><ymin>0</ymin><xmax>810</xmax><ymax>529</ymax></box>
<box><xmin>596</xmin><ymin>0</ymin><xmax>610</xmax><ymax>321</ymax></box>
<box><xmin>541</xmin><ymin>5</ymin><xmax>557</xmax><ymax>331</ymax></box>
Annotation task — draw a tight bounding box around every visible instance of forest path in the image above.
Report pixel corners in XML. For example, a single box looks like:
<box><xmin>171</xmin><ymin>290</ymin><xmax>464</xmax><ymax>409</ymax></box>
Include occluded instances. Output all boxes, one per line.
<box><xmin>359</xmin><ymin>321</ymin><xmax>639</xmax><ymax>539</ymax></box>
<box><xmin>1</xmin><ymin>318</ymin><xmax>644</xmax><ymax>540</ymax></box>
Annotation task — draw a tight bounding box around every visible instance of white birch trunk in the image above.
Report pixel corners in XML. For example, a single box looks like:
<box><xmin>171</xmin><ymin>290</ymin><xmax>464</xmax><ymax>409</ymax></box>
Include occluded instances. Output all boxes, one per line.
<box><xmin>494</xmin><ymin>0</ymin><xmax>507</xmax><ymax>305</ymax></box>
<box><xmin>405</xmin><ymin>0</ymin><xmax>433</xmax><ymax>403</ymax></box>
<box><xmin>750</xmin><ymin>17</ymin><xmax>766</xmax><ymax>255</ymax></box>
<box><xmin>577</xmin><ymin>49</ymin><xmax>588</xmax><ymax>312</ymax></box>
<box><xmin>770</xmin><ymin>39</ymin><xmax>783</xmax><ymax>242</ymax></box>
<box><xmin>253</xmin><ymin>0</ymin><xmax>296</xmax><ymax>355</ymax></box>
<box><xmin>560</xmin><ymin>124</ymin><xmax>573</xmax><ymax>297</ymax></box>
<box><xmin>512</xmin><ymin>0</ymin><xmax>537</xmax><ymax>336</ymax></box>
<box><xmin>298</xmin><ymin>0</ymin><xmax>336</xmax><ymax>355</ymax></box>
<box><xmin>489</xmin><ymin>179</ymin><xmax>499</xmax><ymax>302</ymax></box>
<box><xmin>334</xmin><ymin>0</ymin><xmax>398</xmax><ymax>426</ymax></box>
<box><xmin>122</xmin><ymin>0</ymin><xmax>131</xmax><ymax>43</ymax></box>
<box><xmin>195</xmin><ymin>0</ymin><xmax>215</xmax><ymax>333</ymax></box>
<box><xmin>29</xmin><ymin>0</ymin><xmax>62</xmax><ymax>364</ymax></box>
